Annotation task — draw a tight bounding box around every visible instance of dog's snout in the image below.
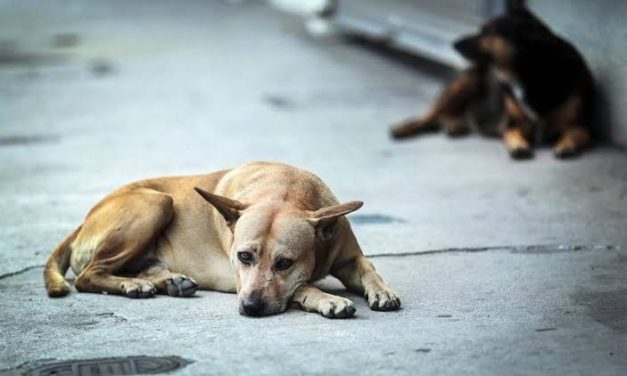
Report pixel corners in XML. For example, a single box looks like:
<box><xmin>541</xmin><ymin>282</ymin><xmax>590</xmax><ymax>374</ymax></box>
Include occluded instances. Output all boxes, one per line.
<box><xmin>454</xmin><ymin>35</ymin><xmax>489</xmax><ymax>64</ymax></box>
<box><xmin>240</xmin><ymin>298</ymin><xmax>266</xmax><ymax>316</ymax></box>
<box><xmin>454</xmin><ymin>36</ymin><xmax>477</xmax><ymax>55</ymax></box>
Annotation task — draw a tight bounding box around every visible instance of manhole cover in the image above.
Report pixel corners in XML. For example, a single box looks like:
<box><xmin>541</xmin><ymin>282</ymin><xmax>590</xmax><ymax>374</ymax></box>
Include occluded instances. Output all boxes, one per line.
<box><xmin>12</xmin><ymin>356</ymin><xmax>191</xmax><ymax>376</ymax></box>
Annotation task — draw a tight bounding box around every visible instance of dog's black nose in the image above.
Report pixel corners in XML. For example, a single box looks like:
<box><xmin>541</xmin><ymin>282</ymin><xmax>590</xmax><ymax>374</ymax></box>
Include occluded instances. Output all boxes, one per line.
<box><xmin>240</xmin><ymin>298</ymin><xmax>265</xmax><ymax>316</ymax></box>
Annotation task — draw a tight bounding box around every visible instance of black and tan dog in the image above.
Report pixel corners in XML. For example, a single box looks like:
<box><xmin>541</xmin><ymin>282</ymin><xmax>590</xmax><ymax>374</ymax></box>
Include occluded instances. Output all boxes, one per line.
<box><xmin>390</xmin><ymin>1</ymin><xmax>595</xmax><ymax>159</ymax></box>
<box><xmin>44</xmin><ymin>162</ymin><xmax>400</xmax><ymax>318</ymax></box>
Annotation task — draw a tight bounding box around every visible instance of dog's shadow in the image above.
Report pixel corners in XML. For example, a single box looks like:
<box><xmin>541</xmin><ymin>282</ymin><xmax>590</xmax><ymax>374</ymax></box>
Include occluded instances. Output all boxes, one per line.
<box><xmin>314</xmin><ymin>276</ymin><xmax>353</xmax><ymax>297</ymax></box>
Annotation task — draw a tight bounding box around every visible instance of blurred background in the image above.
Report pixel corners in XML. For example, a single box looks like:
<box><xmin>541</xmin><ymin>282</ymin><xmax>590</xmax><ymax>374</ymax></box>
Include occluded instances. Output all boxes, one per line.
<box><xmin>1</xmin><ymin>1</ymin><xmax>627</xmax><ymax>375</ymax></box>
<box><xmin>276</xmin><ymin>0</ymin><xmax>627</xmax><ymax>143</ymax></box>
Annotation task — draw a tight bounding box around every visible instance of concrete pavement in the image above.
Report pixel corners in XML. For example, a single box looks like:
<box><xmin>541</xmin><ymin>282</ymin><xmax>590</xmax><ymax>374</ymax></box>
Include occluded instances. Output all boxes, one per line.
<box><xmin>1</xmin><ymin>1</ymin><xmax>626</xmax><ymax>375</ymax></box>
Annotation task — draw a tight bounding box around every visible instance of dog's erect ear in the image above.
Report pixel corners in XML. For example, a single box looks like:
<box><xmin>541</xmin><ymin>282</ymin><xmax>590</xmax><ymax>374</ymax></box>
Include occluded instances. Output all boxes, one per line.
<box><xmin>506</xmin><ymin>0</ymin><xmax>551</xmax><ymax>33</ymax></box>
<box><xmin>309</xmin><ymin>201</ymin><xmax>363</xmax><ymax>241</ymax></box>
<box><xmin>506</xmin><ymin>0</ymin><xmax>527</xmax><ymax>13</ymax></box>
<box><xmin>194</xmin><ymin>187</ymin><xmax>249</xmax><ymax>227</ymax></box>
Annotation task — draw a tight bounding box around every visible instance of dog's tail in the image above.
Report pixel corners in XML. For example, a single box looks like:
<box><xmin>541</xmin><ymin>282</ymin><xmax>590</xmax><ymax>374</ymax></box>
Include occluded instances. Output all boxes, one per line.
<box><xmin>44</xmin><ymin>226</ymin><xmax>81</xmax><ymax>297</ymax></box>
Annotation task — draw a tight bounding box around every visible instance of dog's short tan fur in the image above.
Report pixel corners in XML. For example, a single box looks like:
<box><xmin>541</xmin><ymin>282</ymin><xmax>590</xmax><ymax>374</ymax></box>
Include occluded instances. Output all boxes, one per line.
<box><xmin>44</xmin><ymin>162</ymin><xmax>400</xmax><ymax>318</ymax></box>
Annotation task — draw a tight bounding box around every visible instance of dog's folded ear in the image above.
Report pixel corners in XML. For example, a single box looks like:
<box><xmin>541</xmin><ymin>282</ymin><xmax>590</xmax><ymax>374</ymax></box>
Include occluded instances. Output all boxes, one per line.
<box><xmin>194</xmin><ymin>187</ymin><xmax>249</xmax><ymax>227</ymax></box>
<box><xmin>309</xmin><ymin>201</ymin><xmax>363</xmax><ymax>241</ymax></box>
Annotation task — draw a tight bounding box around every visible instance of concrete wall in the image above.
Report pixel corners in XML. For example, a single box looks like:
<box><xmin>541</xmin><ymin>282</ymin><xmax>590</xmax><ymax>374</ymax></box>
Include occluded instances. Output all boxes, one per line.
<box><xmin>528</xmin><ymin>0</ymin><xmax>627</xmax><ymax>145</ymax></box>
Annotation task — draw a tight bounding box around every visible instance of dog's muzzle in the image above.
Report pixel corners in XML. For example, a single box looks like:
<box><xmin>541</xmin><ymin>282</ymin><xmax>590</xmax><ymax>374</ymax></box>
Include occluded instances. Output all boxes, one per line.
<box><xmin>454</xmin><ymin>35</ymin><xmax>490</xmax><ymax>64</ymax></box>
<box><xmin>239</xmin><ymin>297</ymin><xmax>266</xmax><ymax>317</ymax></box>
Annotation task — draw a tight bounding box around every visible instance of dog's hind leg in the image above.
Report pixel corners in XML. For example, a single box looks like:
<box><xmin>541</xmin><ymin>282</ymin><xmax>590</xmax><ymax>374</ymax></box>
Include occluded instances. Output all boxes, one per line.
<box><xmin>73</xmin><ymin>189</ymin><xmax>174</xmax><ymax>298</ymax></box>
<box><xmin>390</xmin><ymin>68</ymin><xmax>485</xmax><ymax>139</ymax></box>
<box><xmin>136</xmin><ymin>263</ymin><xmax>198</xmax><ymax>297</ymax></box>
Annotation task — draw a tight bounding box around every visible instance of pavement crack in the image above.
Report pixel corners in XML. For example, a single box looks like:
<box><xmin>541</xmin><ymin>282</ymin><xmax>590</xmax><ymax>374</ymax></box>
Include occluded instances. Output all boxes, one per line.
<box><xmin>96</xmin><ymin>311</ymin><xmax>128</xmax><ymax>323</ymax></box>
<box><xmin>0</xmin><ymin>264</ymin><xmax>44</xmax><ymax>280</ymax></box>
<box><xmin>0</xmin><ymin>246</ymin><xmax>619</xmax><ymax>280</ymax></box>
<box><xmin>367</xmin><ymin>244</ymin><xmax>620</xmax><ymax>258</ymax></box>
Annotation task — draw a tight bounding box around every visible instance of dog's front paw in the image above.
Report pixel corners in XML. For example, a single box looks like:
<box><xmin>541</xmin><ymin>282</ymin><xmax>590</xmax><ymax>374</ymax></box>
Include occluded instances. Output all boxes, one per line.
<box><xmin>553</xmin><ymin>144</ymin><xmax>580</xmax><ymax>159</ymax></box>
<box><xmin>166</xmin><ymin>275</ymin><xmax>198</xmax><ymax>297</ymax></box>
<box><xmin>318</xmin><ymin>296</ymin><xmax>356</xmax><ymax>319</ymax></box>
<box><xmin>509</xmin><ymin>146</ymin><xmax>534</xmax><ymax>160</ymax></box>
<box><xmin>121</xmin><ymin>279</ymin><xmax>156</xmax><ymax>298</ymax></box>
<box><xmin>367</xmin><ymin>288</ymin><xmax>401</xmax><ymax>311</ymax></box>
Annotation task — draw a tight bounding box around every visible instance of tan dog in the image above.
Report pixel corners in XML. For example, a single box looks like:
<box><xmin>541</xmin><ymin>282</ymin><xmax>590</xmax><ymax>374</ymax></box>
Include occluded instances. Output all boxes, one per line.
<box><xmin>44</xmin><ymin>162</ymin><xmax>400</xmax><ymax>318</ymax></box>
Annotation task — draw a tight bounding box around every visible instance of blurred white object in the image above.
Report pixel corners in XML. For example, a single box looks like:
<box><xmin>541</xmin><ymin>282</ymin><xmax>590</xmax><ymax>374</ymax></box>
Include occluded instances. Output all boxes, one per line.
<box><xmin>269</xmin><ymin>0</ymin><xmax>336</xmax><ymax>37</ymax></box>
<box><xmin>269</xmin><ymin>0</ymin><xmax>330</xmax><ymax>17</ymax></box>
<box><xmin>304</xmin><ymin>17</ymin><xmax>333</xmax><ymax>37</ymax></box>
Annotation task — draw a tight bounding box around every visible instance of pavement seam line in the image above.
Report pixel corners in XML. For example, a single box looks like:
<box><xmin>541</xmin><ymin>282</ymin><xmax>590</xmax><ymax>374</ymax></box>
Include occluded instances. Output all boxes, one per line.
<box><xmin>0</xmin><ymin>264</ymin><xmax>44</xmax><ymax>280</ymax></box>
<box><xmin>367</xmin><ymin>244</ymin><xmax>620</xmax><ymax>258</ymax></box>
<box><xmin>0</xmin><ymin>244</ymin><xmax>620</xmax><ymax>280</ymax></box>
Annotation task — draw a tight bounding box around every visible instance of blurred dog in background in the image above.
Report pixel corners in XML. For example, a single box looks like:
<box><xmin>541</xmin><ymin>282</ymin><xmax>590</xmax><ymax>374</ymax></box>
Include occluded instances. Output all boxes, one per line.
<box><xmin>390</xmin><ymin>0</ymin><xmax>595</xmax><ymax>159</ymax></box>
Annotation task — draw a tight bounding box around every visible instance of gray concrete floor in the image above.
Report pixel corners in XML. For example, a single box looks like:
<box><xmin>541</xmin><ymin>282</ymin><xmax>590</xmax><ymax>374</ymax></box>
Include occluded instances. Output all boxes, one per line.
<box><xmin>1</xmin><ymin>1</ymin><xmax>626</xmax><ymax>375</ymax></box>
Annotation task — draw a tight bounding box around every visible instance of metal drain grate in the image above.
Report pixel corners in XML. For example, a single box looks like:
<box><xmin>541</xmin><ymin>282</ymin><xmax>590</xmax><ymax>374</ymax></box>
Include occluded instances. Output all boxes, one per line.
<box><xmin>17</xmin><ymin>356</ymin><xmax>192</xmax><ymax>376</ymax></box>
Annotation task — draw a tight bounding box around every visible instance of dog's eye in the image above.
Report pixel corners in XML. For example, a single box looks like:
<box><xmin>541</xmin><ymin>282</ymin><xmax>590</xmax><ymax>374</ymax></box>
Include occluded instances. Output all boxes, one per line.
<box><xmin>238</xmin><ymin>251</ymin><xmax>253</xmax><ymax>265</ymax></box>
<box><xmin>275</xmin><ymin>258</ymin><xmax>294</xmax><ymax>271</ymax></box>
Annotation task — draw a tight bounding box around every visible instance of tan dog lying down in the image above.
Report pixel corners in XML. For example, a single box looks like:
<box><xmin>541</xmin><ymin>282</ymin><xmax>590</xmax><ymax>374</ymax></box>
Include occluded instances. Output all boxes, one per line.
<box><xmin>44</xmin><ymin>162</ymin><xmax>400</xmax><ymax>318</ymax></box>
